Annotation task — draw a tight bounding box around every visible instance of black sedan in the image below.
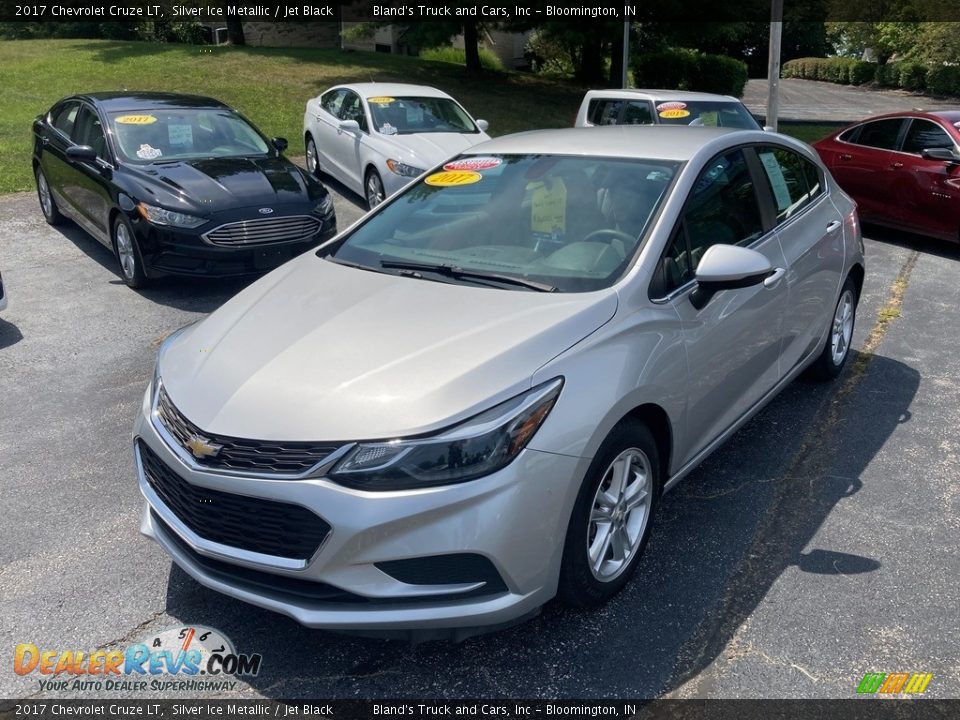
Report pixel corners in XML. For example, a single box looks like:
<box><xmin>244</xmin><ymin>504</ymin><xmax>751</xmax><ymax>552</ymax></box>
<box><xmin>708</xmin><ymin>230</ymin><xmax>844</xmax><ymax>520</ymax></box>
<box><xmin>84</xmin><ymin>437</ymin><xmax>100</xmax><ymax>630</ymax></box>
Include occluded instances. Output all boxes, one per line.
<box><xmin>32</xmin><ymin>92</ymin><xmax>337</xmax><ymax>288</ymax></box>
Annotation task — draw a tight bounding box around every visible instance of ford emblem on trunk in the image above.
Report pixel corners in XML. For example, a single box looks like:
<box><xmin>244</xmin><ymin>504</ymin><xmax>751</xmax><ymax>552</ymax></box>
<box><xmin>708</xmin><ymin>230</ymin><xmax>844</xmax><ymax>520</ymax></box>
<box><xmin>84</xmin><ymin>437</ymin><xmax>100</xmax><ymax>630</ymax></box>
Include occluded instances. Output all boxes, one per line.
<box><xmin>258</xmin><ymin>207</ymin><xmax>274</xmax><ymax>214</ymax></box>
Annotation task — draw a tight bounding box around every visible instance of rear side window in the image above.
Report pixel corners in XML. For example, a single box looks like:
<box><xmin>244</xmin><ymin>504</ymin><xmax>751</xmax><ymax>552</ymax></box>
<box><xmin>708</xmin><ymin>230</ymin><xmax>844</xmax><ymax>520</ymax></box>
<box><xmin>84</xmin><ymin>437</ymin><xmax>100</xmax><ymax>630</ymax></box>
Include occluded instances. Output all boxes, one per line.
<box><xmin>756</xmin><ymin>147</ymin><xmax>824</xmax><ymax>223</ymax></box>
<box><xmin>588</xmin><ymin>99</ymin><xmax>623</xmax><ymax>126</ymax></box>
<box><xmin>902</xmin><ymin>119</ymin><xmax>955</xmax><ymax>154</ymax></box>
<box><xmin>853</xmin><ymin>119</ymin><xmax>904</xmax><ymax>150</ymax></box>
<box><xmin>50</xmin><ymin>101</ymin><xmax>80</xmax><ymax>137</ymax></box>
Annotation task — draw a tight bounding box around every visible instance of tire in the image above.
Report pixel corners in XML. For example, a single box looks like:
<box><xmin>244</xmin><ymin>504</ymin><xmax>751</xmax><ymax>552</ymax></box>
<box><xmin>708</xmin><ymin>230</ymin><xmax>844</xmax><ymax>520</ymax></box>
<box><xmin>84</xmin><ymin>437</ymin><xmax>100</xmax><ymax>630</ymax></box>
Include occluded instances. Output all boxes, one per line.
<box><xmin>364</xmin><ymin>167</ymin><xmax>385</xmax><ymax>209</ymax></box>
<box><xmin>36</xmin><ymin>166</ymin><xmax>64</xmax><ymax>226</ymax></box>
<box><xmin>558</xmin><ymin>418</ymin><xmax>660</xmax><ymax>608</ymax></box>
<box><xmin>305</xmin><ymin>135</ymin><xmax>321</xmax><ymax>178</ymax></box>
<box><xmin>807</xmin><ymin>276</ymin><xmax>857</xmax><ymax>381</ymax></box>
<box><xmin>112</xmin><ymin>215</ymin><xmax>149</xmax><ymax>289</ymax></box>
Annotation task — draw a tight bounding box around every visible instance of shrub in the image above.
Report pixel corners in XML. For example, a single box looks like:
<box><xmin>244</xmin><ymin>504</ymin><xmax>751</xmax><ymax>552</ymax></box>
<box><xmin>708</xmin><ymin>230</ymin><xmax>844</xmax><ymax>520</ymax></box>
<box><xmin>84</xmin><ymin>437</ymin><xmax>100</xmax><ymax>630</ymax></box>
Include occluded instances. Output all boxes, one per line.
<box><xmin>874</xmin><ymin>62</ymin><xmax>900</xmax><ymax>87</ymax></box>
<box><xmin>899</xmin><ymin>62</ymin><xmax>928</xmax><ymax>91</ymax></box>
<box><xmin>849</xmin><ymin>61</ymin><xmax>875</xmax><ymax>85</ymax></box>
<box><xmin>421</xmin><ymin>46</ymin><xmax>503</xmax><ymax>72</ymax></box>
<box><xmin>632</xmin><ymin>49</ymin><xmax>748</xmax><ymax>97</ymax></box>
<box><xmin>926</xmin><ymin>65</ymin><xmax>960</xmax><ymax>97</ymax></box>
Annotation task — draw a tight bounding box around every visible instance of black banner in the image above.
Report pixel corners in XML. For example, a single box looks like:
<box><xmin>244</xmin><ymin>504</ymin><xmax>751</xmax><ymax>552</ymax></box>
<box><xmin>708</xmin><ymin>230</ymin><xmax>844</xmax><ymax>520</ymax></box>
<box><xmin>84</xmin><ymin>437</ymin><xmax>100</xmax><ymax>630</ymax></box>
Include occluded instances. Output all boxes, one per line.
<box><xmin>1</xmin><ymin>0</ymin><xmax>960</xmax><ymax>23</ymax></box>
<box><xmin>1</xmin><ymin>700</ymin><xmax>959</xmax><ymax>720</ymax></box>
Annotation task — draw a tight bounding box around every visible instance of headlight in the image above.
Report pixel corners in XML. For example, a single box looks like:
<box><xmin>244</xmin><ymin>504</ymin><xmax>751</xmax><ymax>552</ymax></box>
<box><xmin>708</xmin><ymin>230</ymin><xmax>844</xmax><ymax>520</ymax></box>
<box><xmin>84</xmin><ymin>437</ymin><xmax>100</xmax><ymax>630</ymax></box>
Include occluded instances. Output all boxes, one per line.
<box><xmin>330</xmin><ymin>378</ymin><xmax>563</xmax><ymax>490</ymax></box>
<box><xmin>313</xmin><ymin>193</ymin><xmax>334</xmax><ymax>216</ymax></box>
<box><xmin>137</xmin><ymin>202</ymin><xmax>206</xmax><ymax>229</ymax></box>
<box><xmin>385</xmin><ymin>159</ymin><xmax>425</xmax><ymax>178</ymax></box>
<box><xmin>152</xmin><ymin>322</ymin><xmax>198</xmax><ymax>392</ymax></box>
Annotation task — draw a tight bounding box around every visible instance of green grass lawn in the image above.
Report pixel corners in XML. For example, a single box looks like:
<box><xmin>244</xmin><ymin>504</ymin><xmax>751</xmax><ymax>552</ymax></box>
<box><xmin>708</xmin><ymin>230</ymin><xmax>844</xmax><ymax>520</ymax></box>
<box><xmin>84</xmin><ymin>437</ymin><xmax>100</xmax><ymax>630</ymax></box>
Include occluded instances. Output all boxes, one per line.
<box><xmin>0</xmin><ymin>39</ymin><xmax>587</xmax><ymax>194</ymax></box>
<box><xmin>0</xmin><ymin>39</ymin><xmax>846</xmax><ymax>195</ymax></box>
<box><xmin>777</xmin><ymin>123</ymin><xmax>845</xmax><ymax>145</ymax></box>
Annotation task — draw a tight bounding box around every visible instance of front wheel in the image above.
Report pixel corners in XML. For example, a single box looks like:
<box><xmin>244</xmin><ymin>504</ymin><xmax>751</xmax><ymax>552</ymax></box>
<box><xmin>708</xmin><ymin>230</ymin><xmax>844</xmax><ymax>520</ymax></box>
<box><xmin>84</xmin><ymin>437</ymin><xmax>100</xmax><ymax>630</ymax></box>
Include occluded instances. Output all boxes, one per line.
<box><xmin>807</xmin><ymin>277</ymin><xmax>858</xmax><ymax>381</ymax></box>
<box><xmin>558</xmin><ymin>418</ymin><xmax>660</xmax><ymax>608</ymax></box>
<box><xmin>365</xmin><ymin>168</ymin><xmax>385</xmax><ymax>210</ymax></box>
<box><xmin>113</xmin><ymin>215</ymin><xmax>149</xmax><ymax>289</ymax></box>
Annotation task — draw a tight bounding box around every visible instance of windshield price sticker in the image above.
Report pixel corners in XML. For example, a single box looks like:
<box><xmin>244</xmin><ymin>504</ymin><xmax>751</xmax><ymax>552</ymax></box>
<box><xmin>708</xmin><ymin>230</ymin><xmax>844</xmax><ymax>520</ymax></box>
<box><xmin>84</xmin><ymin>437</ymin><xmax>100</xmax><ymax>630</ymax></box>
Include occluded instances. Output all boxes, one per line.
<box><xmin>659</xmin><ymin>108</ymin><xmax>691</xmax><ymax>119</ymax></box>
<box><xmin>425</xmin><ymin>170</ymin><xmax>483</xmax><ymax>187</ymax></box>
<box><xmin>368</xmin><ymin>96</ymin><xmax>395</xmax><ymax>105</ymax></box>
<box><xmin>443</xmin><ymin>157</ymin><xmax>502</xmax><ymax>172</ymax></box>
<box><xmin>116</xmin><ymin>115</ymin><xmax>157</xmax><ymax>125</ymax></box>
<box><xmin>656</xmin><ymin>102</ymin><xmax>687</xmax><ymax>112</ymax></box>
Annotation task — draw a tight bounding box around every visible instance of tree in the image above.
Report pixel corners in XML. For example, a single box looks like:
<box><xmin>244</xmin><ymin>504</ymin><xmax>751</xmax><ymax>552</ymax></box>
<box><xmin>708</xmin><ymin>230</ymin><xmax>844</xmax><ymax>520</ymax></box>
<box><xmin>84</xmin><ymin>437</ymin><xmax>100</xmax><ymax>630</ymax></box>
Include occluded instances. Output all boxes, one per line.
<box><xmin>225</xmin><ymin>18</ymin><xmax>245</xmax><ymax>46</ymax></box>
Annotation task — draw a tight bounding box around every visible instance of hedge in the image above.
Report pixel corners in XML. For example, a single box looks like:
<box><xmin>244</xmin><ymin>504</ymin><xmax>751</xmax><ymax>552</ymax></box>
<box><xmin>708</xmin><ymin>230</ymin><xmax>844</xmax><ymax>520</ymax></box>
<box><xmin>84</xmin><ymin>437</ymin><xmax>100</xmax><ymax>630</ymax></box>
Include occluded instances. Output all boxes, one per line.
<box><xmin>782</xmin><ymin>56</ymin><xmax>960</xmax><ymax>96</ymax></box>
<box><xmin>631</xmin><ymin>49</ymin><xmax>748</xmax><ymax>98</ymax></box>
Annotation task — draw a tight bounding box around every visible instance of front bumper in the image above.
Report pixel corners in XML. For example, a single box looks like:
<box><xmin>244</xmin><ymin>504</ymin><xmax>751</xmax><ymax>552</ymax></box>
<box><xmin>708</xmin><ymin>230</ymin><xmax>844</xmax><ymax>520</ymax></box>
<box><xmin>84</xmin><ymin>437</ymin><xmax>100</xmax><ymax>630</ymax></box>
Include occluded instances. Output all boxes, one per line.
<box><xmin>134</xmin><ymin>390</ymin><xmax>585</xmax><ymax>631</ymax></box>
<box><xmin>133</xmin><ymin>207</ymin><xmax>337</xmax><ymax>279</ymax></box>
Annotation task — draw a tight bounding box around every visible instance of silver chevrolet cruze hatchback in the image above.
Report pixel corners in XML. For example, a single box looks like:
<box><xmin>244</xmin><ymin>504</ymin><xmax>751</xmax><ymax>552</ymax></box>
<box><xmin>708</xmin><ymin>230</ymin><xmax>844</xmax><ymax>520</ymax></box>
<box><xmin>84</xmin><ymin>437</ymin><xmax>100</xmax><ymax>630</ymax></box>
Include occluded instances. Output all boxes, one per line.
<box><xmin>136</xmin><ymin>126</ymin><xmax>864</xmax><ymax>635</ymax></box>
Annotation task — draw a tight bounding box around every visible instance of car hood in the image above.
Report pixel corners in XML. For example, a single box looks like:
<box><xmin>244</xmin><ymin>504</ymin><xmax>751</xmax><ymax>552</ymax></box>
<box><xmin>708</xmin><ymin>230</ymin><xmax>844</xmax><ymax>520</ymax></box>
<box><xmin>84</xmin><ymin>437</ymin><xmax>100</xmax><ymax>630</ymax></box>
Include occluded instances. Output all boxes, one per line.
<box><xmin>378</xmin><ymin>132</ymin><xmax>490</xmax><ymax>169</ymax></box>
<box><xmin>160</xmin><ymin>255</ymin><xmax>617</xmax><ymax>441</ymax></box>
<box><xmin>125</xmin><ymin>155</ymin><xmax>324</xmax><ymax>214</ymax></box>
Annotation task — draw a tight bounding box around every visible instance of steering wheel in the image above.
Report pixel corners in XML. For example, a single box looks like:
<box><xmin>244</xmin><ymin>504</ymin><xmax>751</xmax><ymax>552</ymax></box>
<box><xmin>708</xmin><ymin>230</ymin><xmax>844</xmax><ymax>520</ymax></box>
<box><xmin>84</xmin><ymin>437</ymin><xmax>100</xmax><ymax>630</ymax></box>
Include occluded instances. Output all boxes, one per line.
<box><xmin>582</xmin><ymin>228</ymin><xmax>635</xmax><ymax>259</ymax></box>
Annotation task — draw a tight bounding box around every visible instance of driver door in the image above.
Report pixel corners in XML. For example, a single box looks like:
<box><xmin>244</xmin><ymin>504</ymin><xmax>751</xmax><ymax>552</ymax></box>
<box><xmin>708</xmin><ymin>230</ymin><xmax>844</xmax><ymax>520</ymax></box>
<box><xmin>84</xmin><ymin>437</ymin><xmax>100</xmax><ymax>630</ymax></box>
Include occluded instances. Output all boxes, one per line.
<box><xmin>327</xmin><ymin>90</ymin><xmax>368</xmax><ymax>190</ymax></box>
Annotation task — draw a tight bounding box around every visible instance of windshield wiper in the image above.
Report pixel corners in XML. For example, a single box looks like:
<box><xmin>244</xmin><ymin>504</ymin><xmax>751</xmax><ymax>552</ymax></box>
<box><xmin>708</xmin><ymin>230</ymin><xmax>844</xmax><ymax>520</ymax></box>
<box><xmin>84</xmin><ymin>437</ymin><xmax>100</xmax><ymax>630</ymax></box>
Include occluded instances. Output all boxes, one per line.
<box><xmin>380</xmin><ymin>260</ymin><xmax>556</xmax><ymax>292</ymax></box>
<box><xmin>324</xmin><ymin>256</ymin><xmax>389</xmax><ymax>275</ymax></box>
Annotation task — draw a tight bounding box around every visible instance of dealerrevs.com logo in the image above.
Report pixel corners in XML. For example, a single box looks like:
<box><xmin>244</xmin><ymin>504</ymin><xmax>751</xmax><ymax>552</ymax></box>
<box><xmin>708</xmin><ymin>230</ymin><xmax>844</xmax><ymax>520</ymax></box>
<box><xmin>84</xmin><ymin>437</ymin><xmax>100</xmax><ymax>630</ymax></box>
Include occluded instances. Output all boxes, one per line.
<box><xmin>14</xmin><ymin>626</ymin><xmax>262</xmax><ymax>693</ymax></box>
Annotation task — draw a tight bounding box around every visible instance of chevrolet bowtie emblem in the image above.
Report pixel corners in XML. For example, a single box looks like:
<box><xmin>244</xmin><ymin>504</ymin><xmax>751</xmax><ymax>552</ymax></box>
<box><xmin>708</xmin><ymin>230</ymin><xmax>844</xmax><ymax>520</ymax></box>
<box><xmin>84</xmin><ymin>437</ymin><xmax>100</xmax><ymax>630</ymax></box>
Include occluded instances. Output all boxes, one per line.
<box><xmin>186</xmin><ymin>435</ymin><xmax>223</xmax><ymax>459</ymax></box>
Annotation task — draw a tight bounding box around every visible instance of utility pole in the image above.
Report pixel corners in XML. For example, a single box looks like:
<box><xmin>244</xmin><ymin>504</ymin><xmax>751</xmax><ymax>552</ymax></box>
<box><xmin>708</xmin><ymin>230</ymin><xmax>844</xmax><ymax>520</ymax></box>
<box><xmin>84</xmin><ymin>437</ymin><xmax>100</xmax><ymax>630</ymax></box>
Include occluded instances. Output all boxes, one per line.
<box><xmin>621</xmin><ymin>21</ymin><xmax>630</xmax><ymax>88</ymax></box>
<box><xmin>766</xmin><ymin>0</ymin><xmax>784</xmax><ymax>130</ymax></box>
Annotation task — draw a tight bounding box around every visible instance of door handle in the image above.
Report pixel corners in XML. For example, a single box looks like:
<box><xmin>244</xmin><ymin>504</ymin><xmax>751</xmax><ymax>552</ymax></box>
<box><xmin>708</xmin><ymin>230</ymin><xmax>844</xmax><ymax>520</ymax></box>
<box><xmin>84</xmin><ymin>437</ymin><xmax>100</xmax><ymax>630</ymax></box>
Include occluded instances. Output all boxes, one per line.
<box><xmin>839</xmin><ymin>153</ymin><xmax>852</xmax><ymax>161</ymax></box>
<box><xmin>764</xmin><ymin>267</ymin><xmax>786</xmax><ymax>288</ymax></box>
<box><xmin>890</xmin><ymin>161</ymin><xmax>904</xmax><ymax>169</ymax></box>
<box><xmin>826</xmin><ymin>220</ymin><xmax>842</xmax><ymax>233</ymax></box>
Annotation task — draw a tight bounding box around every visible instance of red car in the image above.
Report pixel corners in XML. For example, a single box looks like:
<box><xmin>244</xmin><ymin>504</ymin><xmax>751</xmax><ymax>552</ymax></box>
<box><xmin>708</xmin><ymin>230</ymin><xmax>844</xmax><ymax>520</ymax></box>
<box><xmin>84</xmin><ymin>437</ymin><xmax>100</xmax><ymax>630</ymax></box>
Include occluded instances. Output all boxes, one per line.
<box><xmin>813</xmin><ymin>111</ymin><xmax>960</xmax><ymax>243</ymax></box>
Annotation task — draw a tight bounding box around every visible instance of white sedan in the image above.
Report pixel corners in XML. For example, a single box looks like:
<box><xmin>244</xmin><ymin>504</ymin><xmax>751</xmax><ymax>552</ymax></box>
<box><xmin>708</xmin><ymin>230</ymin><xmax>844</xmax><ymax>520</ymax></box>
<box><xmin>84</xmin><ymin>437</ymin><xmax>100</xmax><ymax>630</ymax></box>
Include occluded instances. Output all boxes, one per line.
<box><xmin>303</xmin><ymin>83</ymin><xmax>490</xmax><ymax>208</ymax></box>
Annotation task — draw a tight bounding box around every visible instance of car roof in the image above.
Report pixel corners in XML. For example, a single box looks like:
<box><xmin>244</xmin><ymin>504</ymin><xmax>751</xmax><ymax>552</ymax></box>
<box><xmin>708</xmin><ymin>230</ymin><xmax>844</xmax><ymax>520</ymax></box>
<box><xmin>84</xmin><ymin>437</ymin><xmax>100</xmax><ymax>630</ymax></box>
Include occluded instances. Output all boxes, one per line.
<box><xmin>331</xmin><ymin>83</ymin><xmax>453</xmax><ymax>100</ymax></box>
<box><xmin>465</xmin><ymin>126</ymin><xmax>755</xmax><ymax>162</ymax></box>
<box><xmin>69</xmin><ymin>92</ymin><xmax>230</xmax><ymax>112</ymax></box>
<box><xmin>583</xmin><ymin>88</ymin><xmax>741</xmax><ymax>103</ymax></box>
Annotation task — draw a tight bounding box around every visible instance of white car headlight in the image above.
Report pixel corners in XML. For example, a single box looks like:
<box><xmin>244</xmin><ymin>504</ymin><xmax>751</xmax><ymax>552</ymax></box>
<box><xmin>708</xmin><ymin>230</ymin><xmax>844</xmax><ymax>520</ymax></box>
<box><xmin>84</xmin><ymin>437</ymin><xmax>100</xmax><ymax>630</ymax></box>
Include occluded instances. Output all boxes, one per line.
<box><xmin>330</xmin><ymin>378</ymin><xmax>563</xmax><ymax>490</ymax></box>
<box><xmin>386</xmin><ymin>159</ymin><xmax>425</xmax><ymax>178</ymax></box>
<box><xmin>137</xmin><ymin>202</ymin><xmax>206</xmax><ymax>229</ymax></box>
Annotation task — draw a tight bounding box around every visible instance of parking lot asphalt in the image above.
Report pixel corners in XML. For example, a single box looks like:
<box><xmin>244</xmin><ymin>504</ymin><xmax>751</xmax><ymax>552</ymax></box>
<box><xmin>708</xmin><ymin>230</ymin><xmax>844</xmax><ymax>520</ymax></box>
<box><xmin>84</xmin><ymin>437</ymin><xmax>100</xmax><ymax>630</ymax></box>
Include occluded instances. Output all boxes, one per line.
<box><xmin>1</xmin><ymin>179</ymin><xmax>958</xmax><ymax>700</ymax></box>
<box><xmin>742</xmin><ymin>78</ymin><xmax>959</xmax><ymax>123</ymax></box>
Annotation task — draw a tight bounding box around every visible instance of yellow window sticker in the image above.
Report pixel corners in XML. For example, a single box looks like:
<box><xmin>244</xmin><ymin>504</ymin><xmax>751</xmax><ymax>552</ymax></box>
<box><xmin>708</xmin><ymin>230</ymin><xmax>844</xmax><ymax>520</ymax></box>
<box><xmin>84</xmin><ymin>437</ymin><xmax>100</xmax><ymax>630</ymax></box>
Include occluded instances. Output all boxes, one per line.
<box><xmin>115</xmin><ymin>115</ymin><xmax>158</xmax><ymax>125</ymax></box>
<box><xmin>424</xmin><ymin>170</ymin><xmax>483</xmax><ymax>187</ymax></box>
<box><xmin>659</xmin><ymin>108</ymin><xmax>691</xmax><ymax>119</ymax></box>
<box><xmin>530</xmin><ymin>178</ymin><xmax>567</xmax><ymax>237</ymax></box>
<box><xmin>367</xmin><ymin>96</ymin><xmax>395</xmax><ymax>105</ymax></box>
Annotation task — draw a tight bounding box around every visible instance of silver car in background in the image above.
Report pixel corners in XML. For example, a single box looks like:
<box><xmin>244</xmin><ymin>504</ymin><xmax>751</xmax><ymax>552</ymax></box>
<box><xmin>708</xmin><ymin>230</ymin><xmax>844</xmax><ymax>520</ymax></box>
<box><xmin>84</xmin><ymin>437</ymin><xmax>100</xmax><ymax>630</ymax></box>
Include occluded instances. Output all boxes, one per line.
<box><xmin>136</xmin><ymin>126</ymin><xmax>863</xmax><ymax>636</ymax></box>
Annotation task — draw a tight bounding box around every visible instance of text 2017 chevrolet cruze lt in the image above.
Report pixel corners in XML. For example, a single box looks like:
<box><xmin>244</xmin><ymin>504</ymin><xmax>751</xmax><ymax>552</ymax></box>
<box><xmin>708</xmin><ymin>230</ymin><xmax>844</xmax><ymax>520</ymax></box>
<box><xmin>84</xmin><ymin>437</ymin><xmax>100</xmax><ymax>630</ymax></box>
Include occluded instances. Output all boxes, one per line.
<box><xmin>136</xmin><ymin>127</ymin><xmax>864</xmax><ymax>635</ymax></box>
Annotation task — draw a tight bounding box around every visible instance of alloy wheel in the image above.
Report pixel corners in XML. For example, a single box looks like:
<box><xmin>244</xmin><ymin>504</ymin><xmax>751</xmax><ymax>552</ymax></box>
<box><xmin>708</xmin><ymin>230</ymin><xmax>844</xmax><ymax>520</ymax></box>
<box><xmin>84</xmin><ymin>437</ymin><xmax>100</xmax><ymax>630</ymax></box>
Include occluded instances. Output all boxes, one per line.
<box><xmin>586</xmin><ymin>448</ymin><xmax>653</xmax><ymax>582</ymax></box>
<box><xmin>831</xmin><ymin>289</ymin><xmax>855</xmax><ymax>366</ymax></box>
<box><xmin>115</xmin><ymin>222</ymin><xmax>137</xmax><ymax>280</ymax></box>
<box><xmin>366</xmin><ymin>171</ymin><xmax>385</xmax><ymax>208</ymax></box>
<box><xmin>37</xmin><ymin>171</ymin><xmax>53</xmax><ymax>218</ymax></box>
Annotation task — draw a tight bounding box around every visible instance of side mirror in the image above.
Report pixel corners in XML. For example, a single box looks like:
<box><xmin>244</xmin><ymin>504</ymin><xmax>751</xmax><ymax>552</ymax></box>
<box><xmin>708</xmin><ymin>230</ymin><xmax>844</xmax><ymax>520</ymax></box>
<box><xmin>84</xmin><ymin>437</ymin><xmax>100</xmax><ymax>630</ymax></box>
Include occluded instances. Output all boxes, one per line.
<box><xmin>920</xmin><ymin>147</ymin><xmax>959</xmax><ymax>163</ymax></box>
<box><xmin>338</xmin><ymin>119</ymin><xmax>361</xmax><ymax>134</ymax></box>
<box><xmin>272</xmin><ymin>137</ymin><xmax>288</xmax><ymax>152</ymax></box>
<box><xmin>690</xmin><ymin>244</ymin><xmax>773</xmax><ymax>310</ymax></box>
<box><xmin>66</xmin><ymin>145</ymin><xmax>98</xmax><ymax>162</ymax></box>
<box><xmin>476</xmin><ymin>119</ymin><xmax>489</xmax><ymax>132</ymax></box>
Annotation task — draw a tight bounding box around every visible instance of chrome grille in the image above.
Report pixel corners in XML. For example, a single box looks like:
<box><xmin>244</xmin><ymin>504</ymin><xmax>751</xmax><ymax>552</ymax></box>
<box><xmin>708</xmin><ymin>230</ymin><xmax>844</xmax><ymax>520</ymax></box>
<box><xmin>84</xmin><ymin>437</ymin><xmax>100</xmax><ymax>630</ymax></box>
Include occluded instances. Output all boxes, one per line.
<box><xmin>155</xmin><ymin>386</ymin><xmax>339</xmax><ymax>474</ymax></box>
<box><xmin>203</xmin><ymin>215</ymin><xmax>322</xmax><ymax>246</ymax></box>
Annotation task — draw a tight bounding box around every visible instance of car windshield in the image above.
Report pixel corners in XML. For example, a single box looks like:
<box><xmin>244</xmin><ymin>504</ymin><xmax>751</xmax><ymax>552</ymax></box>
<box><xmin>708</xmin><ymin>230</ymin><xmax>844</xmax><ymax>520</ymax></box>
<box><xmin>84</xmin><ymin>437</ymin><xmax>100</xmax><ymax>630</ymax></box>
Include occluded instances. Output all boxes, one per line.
<box><xmin>107</xmin><ymin>108</ymin><xmax>270</xmax><ymax>163</ymax></box>
<box><xmin>654</xmin><ymin>100</ymin><xmax>760</xmax><ymax>129</ymax></box>
<box><xmin>367</xmin><ymin>96</ymin><xmax>478</xmax><ymax>135</ymax></box>
<box><xmin>324</xmin><ymin>154</ymin><xmax>680</xmax><ymax>293</ymax></box>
